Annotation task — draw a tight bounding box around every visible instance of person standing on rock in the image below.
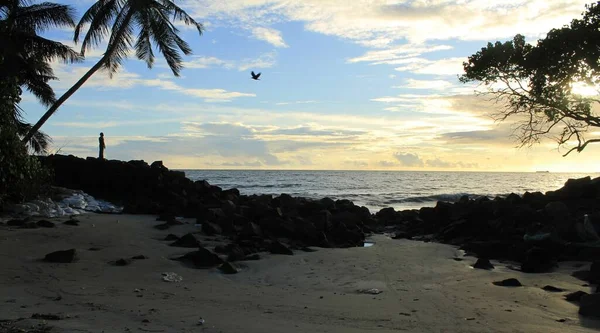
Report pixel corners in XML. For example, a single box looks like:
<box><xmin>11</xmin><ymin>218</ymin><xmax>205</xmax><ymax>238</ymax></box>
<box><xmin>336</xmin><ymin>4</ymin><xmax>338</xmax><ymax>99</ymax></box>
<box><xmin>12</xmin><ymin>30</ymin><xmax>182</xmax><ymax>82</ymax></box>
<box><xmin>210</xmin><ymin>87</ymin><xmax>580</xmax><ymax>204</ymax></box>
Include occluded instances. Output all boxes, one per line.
<box><xmin>99</xmin><ymin>132</ymin><xmax>106</xmax><ymax>160</ymax></box>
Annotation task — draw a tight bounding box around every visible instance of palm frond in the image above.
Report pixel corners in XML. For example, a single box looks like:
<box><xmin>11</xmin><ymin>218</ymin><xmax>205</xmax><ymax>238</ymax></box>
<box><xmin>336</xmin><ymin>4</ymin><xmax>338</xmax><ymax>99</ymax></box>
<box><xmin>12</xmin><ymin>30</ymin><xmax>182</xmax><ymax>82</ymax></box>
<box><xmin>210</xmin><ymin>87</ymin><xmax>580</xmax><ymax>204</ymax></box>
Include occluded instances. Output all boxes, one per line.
<box><xmin>23</xmin><ymin>33</ymin><xmax>82</xmax><ymax>63</ymax></box>
<box><xmin>102</xmin><ymin>2</ymin><xmax>134</xmax><ymax>75</ymax></box>
<box><xmin>147</xmin><ymin>7</ymin><xmax>184</xmax><ymax>75</ymax></box>
<box><xmin>133</xmin><ymin>11</ymin><xmax>154</xmax><ymax>68</ymax></box>
<box><xmin>14</xmin><ymin>2</ymin><xmax>76</xmax><ymax>33</ymax></box>
<box><xmin>160</xmin><ymin>0</ymin><xmax>203</xmax><ymax>35</ymax></box>
<box><xmin>17</xmin><ymin>120</ymin><xmax>51</xmax><ymax>153</ymax></box>
<box><xmin>76</xmin><ymin>0</ymin><xmax>120</xmax><ymax>55</ymax></box>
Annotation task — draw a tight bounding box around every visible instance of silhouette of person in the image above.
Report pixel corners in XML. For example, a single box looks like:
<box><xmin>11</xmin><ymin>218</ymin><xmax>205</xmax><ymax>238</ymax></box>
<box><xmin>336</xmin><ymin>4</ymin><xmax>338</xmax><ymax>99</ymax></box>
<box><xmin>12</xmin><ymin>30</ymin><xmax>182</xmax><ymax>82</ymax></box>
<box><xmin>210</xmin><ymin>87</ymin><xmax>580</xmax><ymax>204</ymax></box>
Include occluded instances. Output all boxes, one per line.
<box><xmin>99</xmin><ymin>132</ymin><xmax>106</xmax><ymax>159</ymax></box>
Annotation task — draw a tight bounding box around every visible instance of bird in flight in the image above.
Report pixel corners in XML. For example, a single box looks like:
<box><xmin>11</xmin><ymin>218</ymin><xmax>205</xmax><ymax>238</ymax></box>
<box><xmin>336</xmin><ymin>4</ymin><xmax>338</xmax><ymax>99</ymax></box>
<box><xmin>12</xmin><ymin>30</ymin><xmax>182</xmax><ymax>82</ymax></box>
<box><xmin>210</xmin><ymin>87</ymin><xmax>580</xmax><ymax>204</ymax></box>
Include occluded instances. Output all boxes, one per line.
<box><xmin>251</xmin><ymin>71</ymin><xmax>261</xmax><ymax>80</ymax></box>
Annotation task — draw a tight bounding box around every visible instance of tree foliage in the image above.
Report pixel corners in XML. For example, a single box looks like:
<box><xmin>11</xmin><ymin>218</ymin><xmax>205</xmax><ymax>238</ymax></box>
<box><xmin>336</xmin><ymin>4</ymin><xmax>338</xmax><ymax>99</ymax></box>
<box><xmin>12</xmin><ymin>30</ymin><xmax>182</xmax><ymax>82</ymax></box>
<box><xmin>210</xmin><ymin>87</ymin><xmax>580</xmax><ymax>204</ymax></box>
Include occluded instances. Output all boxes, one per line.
<box><xmin>0</xmin><ymin>0</ymin><xmax>80</xmax><ymax>153</ymax></box>
<box><xmin>23</xmin><ymin>0</ymin><xmax>203</xmax><ymax>143</ymax></box>
<box><xmin>0</xmin><ymin>77</ymin><xmax>51</xmax><ymax>205</ymax></box>
<box><xmin>460</xmin><ymin>2</ymin><xmax>600</xmax><ymax>155</ymax></box>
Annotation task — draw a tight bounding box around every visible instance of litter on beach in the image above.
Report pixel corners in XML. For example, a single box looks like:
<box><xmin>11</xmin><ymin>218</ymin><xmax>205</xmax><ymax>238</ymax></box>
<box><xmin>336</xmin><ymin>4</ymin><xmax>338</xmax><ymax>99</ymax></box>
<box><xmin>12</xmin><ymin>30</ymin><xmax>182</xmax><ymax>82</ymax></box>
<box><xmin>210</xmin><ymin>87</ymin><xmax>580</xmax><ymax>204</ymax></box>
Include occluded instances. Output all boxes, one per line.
<box><xmin>357</xmin><ymin>288</ymin><xmax>382</xmax><ymax>295</ymax></box>
<box><xmin>161</xmin><ymin>272</ymin><xmax>183</xmax><ymax>282</ymax></box>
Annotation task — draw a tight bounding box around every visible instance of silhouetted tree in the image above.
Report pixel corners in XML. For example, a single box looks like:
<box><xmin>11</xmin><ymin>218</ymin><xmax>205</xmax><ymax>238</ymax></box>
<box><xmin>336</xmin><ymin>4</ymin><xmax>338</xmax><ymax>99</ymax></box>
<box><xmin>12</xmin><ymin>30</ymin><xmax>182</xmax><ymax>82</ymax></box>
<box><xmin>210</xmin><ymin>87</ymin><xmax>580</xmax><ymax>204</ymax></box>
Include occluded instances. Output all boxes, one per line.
<box><xmin>24</xmin><ymin>0</ymin><xmax>203</xmax><ymax>143</ymax></box>
<box><xmin>460</xmin><ymin>2</ymin><xmax>600</xmax><ymax>155</ymax></box>
<box><xmin>1</xmin><ymin>0</ymin><xmax>80</xmax><ymax>153</ymax></box>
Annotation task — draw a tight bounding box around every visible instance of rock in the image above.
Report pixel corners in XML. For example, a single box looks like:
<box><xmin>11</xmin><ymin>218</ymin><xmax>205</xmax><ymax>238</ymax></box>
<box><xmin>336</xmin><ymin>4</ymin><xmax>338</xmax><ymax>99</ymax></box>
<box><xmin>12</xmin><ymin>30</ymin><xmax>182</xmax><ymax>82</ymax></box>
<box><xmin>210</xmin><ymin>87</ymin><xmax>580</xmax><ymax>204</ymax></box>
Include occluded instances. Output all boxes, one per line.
<box><xmin>226</xmin><ymin>245</ymin><xmax>246</xmax><ymax>262</ymax></box>
<box><xmin>156</xmin><ymin>213</ymin><xmax>175</xmax><ymax>221</ymax></box>
<box><xmin>176</xmin><ymin>247</ymin><xmax>223</xmax><ymax>268</ymax></box>
<box><xmin>240</xmin><ymin>222</ymin><xmax>262</xmax><ymax>238</ymax></box>
<box><xmin>392</xmin><ymin>231</ymin><xmax>412</xmax><ymax>240</ymax></box>
<box><xmin>242</xmin><ymin>254</ymin><xmax>261</xmax><ymax>261</ymax></box>
<box><xmin>521</xmin><ymin>247</ymin><xmax>556</xmax><ymax>273</ymax></box>
<box><xmin>270</xmin><ymin>241</ymin><xmax>293</xmax><ymax>255</ymax></box>
<box><xmin>214</xmin><ymin>245</ymin><xmax>228</xmax><ymax>254</ymax></box>
<box><xmin>579</xmin><ymin>293</ymin><xmax>600</xmax><ymax>317</ymax></box>
<box><xmin>201</xmin><ymin>222</ymin><xmax>222</xmax><ymax>236</ymax></box>
<box><xmin>300</xmin><ymin>247</ymin><xmax>318</xmax><ymax>252</ymax></box>
<box><xmin>590</xmin><ymin>261</ymin><xmax>600</xmax><ymax>283</ymax></box>
<box><xmin>565</xmin><ymin>291</ymin><xmax>588</xmax><ymax>302</ymax></box>
<box><xmin>163</xmin><ymin>234</ymin><xmax>179</xmax><ymax>241</ymax></box>
<box><xmin>492</xmin><ymin>278</ymin><xmax>522</xmax><ymax>287</ymax></box>
<box><xmin>36</xmin><ymin>220</ymin><xmax>55</xmax><ymax>228</ymax></box>
<box><xmin>44</xmin><ymin>249</ymin><xmax>77</xmax><ymax>263</ymax></box>
<box><xmin>218</xmin><ymin>262</ymin><xmax>239</xmax><ymax>274</ymax></box>
<box><xmin>6</xmin><ymin>219</ymin><xmax>25</xmax><ymax>226</ymax></box>
<box><xmin>31</xmin><ymin>313</ymin><xmax>63</xmax><ymax>320</ymax></box>
<box><xmin>154</xmin><ymin>223</ymin><xmax>170</xmax><ymax>230</ymax></box>
<box><xmin>114</xmin><ymin>258</ymin><xmax>132</xmax><ymax>266</ymax></box>
<box><xmin>542</xmin><ymin>285</ymin><xmax>565</xmax><ymax>292</ymax></box>
<box><xmin>473</xmin><ymin>258</ymin><xmax>494</xmax><ymax>270</ymax></box>
<box><xmin>131</xmin><ymin>255</ymin><xmax>148</xmax><ymax>260</ymax></box>
<box><xmin>170</xmin><ymin>233</ymin><xmax>201</xmax><ymax>248</ymax></box>
<box><xmin>63</xmin><ymin>219</ymin><xmax>79</xmax><ymax>226</ymax></box>
<box><xmin>21</xmin><ymin>222</ymin><xmax>39</xmax><ymax>229</ymax></box>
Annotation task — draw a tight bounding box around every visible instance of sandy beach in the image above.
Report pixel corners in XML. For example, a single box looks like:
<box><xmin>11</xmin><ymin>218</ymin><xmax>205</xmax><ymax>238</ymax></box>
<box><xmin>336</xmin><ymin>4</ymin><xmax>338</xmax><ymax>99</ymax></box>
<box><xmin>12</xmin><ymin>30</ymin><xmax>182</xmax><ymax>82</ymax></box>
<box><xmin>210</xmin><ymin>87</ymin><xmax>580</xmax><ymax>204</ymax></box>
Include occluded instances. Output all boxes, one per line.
<box><xmin>1</xmin><ymin>213</ymin><xmax>599</xmax><ymax>333</ymax></box>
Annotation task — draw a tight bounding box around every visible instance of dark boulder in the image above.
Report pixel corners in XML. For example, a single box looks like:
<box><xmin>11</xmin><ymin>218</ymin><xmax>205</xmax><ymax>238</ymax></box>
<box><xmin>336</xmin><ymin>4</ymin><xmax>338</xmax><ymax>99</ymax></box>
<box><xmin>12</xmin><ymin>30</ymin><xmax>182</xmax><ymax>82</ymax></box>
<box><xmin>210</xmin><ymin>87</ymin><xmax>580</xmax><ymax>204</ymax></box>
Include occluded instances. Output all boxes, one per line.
<box><xmin>44</xmin><ymin>249</ymin><xmax>77</xmax><ymax>263</ymax></box>
<box><xmin>218</xmin><ymin>262</ymin><xmax>239</xmax><ymax>274</ymax></box>
<box><xmin>164</xmin><ymin>234</ymin><xmax>179</xmax><ymax>241</ymax></box>
<box><xmin>579</xmin><ymin>293</ymin><xmax>600</xmax><ymax>318</ymax></box>
<box><xmin>392</xmin><ymin>231</ymin><xmax>412</xmax><ymax>240</ymax></box>
<box><xmin>521</xmin><ymin>247</ymin><xmax>557</xmax><ymax>273</ymax></box>
<box><xmin>176</xmin><ymin>247</ymin><xmax>223</xmax><ymax>268</ymax></box>
<box><xmin>492</xmin><ymin>278</ymin><xmax>522</xmax><ymax>287</ymax></box>
<box><xmin>7</xmin><ymin>219</ymin><xmax>25</xmax><ymax>227</ymax></box>
<box><xmin>270</xmin><ymin>241</ymin><xmax>293</xmax><ymax>255</ymax></box>
<box><xmin>473</xmin><ymin>258</ymin><xmax>494</xmax><ymax>270</ymax></box>
<box><xmin>202</xmin><ymin>222</ymin><xmax>222</xmax><ymax>236</ymax></box>
<box><xmin>243</xmin><ymin>254</ymin><xmax>261</xmax><ymax>261</ymax></box>
<box><xmin>226</xmin><ymin>244</ymin><xmax>246</xmax><ymax>262</ymax></box>
<box><xmin>542</xmin><ymin>285</ymin><xmax>565</xmax><ymax>292</ymax></box>
<box><xmin>565</xmin><ymin>291</ymin><xmax>588</xmax><ymax>302</ymax></box>
<box><xmin>36</xmin><ymin>220</ymin><xmax>55</xmax><ymax>228</ymax></box>
<box><xmin>63</xmin><ymin>219</ymin><xmax>80</xmax><ymax>226</ymax></box>
<box><xmin>131</xmin><ymin>255</ymin><xmax>148</xmax><ymax>260</ymax></box>
<box><xmin>113</xmin><ymin>258</ymin><xmax>132</xmax><ymax>266</ymax></box>
<box><xmin>170</xmin><ymin>233</ymin><xmax>201</xmax><ymax>248</ymax></box>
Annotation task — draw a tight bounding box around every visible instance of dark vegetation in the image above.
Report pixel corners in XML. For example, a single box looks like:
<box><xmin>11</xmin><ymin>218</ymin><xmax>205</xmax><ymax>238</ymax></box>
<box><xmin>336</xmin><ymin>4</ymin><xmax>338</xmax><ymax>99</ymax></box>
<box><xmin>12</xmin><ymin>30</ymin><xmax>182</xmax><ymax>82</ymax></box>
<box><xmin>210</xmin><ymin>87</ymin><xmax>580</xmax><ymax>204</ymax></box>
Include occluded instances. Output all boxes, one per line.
<box><xmin>461</xmin><ymin>2</ymin><xmax>600</xmax><ymax>155</ymax></box>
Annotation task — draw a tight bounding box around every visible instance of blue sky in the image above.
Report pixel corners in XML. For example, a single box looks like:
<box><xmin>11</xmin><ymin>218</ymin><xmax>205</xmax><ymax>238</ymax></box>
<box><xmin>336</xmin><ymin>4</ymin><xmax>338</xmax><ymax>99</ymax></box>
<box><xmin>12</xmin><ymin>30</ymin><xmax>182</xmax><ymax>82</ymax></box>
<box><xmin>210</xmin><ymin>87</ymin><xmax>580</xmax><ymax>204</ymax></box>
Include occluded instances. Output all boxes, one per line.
<box><xmin>20</xmin><ymin>0</ymin><xmax>600</xmax><ymax>171</ymax></box>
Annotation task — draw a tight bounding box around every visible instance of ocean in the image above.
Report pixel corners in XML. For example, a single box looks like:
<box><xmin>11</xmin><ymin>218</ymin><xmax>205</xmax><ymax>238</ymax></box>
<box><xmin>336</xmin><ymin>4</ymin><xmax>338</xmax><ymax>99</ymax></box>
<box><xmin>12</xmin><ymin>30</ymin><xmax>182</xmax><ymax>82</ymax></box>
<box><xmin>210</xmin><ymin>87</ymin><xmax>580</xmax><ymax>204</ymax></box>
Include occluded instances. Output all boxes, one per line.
<box><xmin>182</xmin><ymin>170</ymin><xmax>599</xmax><ymax>213</ymax></box>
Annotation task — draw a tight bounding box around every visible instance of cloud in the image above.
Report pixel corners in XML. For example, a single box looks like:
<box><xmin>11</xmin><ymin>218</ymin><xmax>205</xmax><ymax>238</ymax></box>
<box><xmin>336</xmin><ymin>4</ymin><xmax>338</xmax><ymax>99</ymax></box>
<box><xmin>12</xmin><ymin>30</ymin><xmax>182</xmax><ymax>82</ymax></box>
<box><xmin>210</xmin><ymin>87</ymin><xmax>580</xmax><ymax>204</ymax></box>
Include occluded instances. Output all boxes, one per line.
<box><xmin>377</xmin><ymin>160</ymin><xmax>397</xmax><ymax>167</ymax></box>
<box><xmin>184</xmin><ymin>0</ymin><xmax>589</xmax><ymax>47</ymax></box>
<box><xmin>275</xmin><ymin>100</ymin><xmax>318</xmax><ymax>106</ymax></box>
<box><xmin>393</xmin><ymin>152</ymin><xmax>424</xmax><ymax>167</ymax></box>
<box><xmin>50</xmin><ymin>62</ymin><xmax>255</xmax><ymax>102</ymax></box>
<box><xmin>347</xmin><ymin>44</ymin><xmax>453</xmax><ymax>64</ymax></box>
<box><xmin>426</xmin><ymin>157</ymin><xmax>479</xmax><ymax>169</ymax></box>
<box><xmin>182</xmin><ymin>52</ymin><xmax>277</xmax><ymax>71</ymax></box>
<box><xmin>394</xmin><ymin>57</ymin><xmax>465</xmax><ymax>76</ymax></box>
<box><xmin>396</xmin><ymin>79</ymin><xmax>454</xmax><ymax>90</ymax></box>
<box><xmin>251</xmin><ymin>27</ymin><xmax>289</xmax><ymax>48</ymax></box>
<box><xmin>238</xmin><ymin>52</ymin><xmax>278</xmax><ymax>71</ymax></box>
<box><xmin>184</xmin><ymin>56</ymin><xmax>235</xmax><ymax>69</ymax></box>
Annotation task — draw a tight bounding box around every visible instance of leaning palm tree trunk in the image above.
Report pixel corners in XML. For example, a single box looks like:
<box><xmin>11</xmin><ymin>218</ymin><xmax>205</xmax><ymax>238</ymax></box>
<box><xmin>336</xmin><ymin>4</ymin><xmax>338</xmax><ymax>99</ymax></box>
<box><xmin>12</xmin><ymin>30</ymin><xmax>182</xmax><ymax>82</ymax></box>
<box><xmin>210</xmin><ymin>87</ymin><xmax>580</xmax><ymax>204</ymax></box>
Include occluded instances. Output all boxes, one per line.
<box><xmin>22</xmin><ymin>56</ymin><xmax>107</xmax><ymax>144</ymax></box>
<box><xmin>22</xmin><ymin>10</ymin><xmax>135</xmax><ymax>144</ymax></box>
<box><xmin>22</xmin><ymin>0</ymin><xmax>202</xmax><ymax>144</ymax></box>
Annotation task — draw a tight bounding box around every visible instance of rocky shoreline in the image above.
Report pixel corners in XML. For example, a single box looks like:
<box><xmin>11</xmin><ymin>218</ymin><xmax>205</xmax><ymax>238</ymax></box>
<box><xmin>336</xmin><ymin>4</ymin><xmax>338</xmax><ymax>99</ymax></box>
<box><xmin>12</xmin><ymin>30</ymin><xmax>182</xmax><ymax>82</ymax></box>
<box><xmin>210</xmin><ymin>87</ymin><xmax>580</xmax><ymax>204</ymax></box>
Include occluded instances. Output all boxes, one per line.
<box><xmin>20</xmin><ymin>154</ymin><xmax>599</xmax><ymax>317</ymax></box>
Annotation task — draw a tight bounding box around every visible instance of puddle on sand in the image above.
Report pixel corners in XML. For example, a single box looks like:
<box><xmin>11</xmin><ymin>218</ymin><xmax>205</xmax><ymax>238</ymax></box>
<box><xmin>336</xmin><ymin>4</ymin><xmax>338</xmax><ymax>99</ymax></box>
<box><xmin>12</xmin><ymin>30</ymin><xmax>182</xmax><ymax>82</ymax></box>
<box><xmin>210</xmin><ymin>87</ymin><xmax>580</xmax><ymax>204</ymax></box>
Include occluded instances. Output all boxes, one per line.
<box><xmin>363</xmin><ymin>242</ymin><xmax>375</xmax><ymax>247</ymax></box>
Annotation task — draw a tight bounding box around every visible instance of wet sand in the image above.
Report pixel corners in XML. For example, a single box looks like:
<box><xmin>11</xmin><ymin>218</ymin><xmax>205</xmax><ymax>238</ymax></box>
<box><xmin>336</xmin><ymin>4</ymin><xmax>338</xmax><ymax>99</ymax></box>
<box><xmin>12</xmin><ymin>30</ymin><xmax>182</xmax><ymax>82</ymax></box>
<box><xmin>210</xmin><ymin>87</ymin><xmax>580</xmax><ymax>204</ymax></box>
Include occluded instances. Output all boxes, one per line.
<box><xmin>1</xmin><ymin>213</ymin><xmax>599</xmax><ymax>332</ymax></box>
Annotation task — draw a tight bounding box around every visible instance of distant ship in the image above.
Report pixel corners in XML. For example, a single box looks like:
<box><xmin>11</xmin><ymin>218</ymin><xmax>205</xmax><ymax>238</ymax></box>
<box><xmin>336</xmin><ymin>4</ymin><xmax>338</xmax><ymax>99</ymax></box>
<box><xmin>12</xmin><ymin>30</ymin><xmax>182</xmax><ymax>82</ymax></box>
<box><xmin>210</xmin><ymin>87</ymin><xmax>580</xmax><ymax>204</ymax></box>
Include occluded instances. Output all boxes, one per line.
<box><xmin>535</xmin><ymin>171</ymin><xmax>550</xmax><ymax>173</ymax></box>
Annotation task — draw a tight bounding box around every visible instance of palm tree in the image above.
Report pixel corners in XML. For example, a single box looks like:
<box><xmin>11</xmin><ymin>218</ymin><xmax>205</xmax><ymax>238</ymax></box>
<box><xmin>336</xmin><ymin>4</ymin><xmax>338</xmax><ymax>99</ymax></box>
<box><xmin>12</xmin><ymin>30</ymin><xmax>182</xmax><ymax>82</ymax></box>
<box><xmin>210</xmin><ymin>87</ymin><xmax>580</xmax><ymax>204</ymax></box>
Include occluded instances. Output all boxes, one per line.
<box><xmin>1</xmin><ymin>0</ymin><xmax>81</xmax><ymax>152</ymax></box>
<box><xmin>23</xmin><ymin>0</ymin><xmax>203</xmax><ymax>143</ymax></box>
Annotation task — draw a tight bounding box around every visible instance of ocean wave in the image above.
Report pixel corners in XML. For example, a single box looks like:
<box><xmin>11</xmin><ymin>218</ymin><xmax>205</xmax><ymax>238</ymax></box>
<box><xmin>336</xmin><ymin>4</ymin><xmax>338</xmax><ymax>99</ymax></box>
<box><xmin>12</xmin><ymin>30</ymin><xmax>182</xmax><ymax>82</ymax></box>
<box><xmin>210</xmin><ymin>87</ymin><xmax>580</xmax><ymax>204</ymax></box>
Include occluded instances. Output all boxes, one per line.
<box><xmin>233</xmin><ymin>183</ymin><xmax>303</xmax><ymax>189</ymax></box>
<box><xmin>382</xmin><ymin>193</ymin><xmax>485</xmax><ymax>204</ymax></box>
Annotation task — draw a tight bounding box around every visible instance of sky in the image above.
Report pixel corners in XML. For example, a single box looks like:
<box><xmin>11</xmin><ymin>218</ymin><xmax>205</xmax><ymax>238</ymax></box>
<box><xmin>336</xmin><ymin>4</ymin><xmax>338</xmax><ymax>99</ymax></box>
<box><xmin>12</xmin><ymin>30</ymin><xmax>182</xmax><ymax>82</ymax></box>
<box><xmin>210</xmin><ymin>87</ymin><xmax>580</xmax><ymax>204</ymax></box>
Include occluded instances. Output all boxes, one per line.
<box><xmin>20</xmin><ymin>0</ymin><xmax>600</xmax><ymax>172</ymax></box>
